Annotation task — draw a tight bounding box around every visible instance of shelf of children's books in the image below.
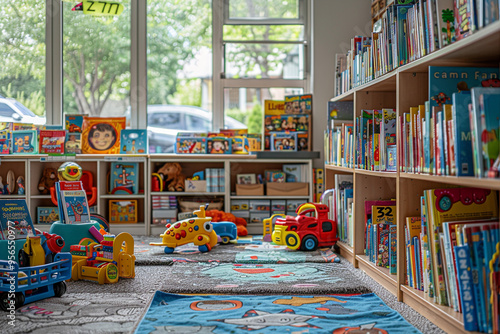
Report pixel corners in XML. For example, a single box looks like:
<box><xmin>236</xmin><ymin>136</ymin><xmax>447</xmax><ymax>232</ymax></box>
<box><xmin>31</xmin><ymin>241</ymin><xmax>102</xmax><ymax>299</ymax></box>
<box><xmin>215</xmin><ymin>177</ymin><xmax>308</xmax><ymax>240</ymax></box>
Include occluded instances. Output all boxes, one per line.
<box><xmin>356</xmin><ymin>254</ymin><xmax>398</xmax><ymax>297</ymax></box>
<box><xmin>100</xmin><ymin>194</ymin><xmax>146</xmax><ymax>199</ymax></box>
<box><xmin>336</xmin><ymin>241</ymin><xmax>354</xmax><ymax>264</ymax></box>
<box><xmin>399</xmin><ymin>21</ymin><xmax>500</xmax><ymax>74</ymax></box>
<box><xmin>75</xmin><ymin>154</ymin><xmax>149</xmax><ymax>160</ymax></box>
<box><xmin>400</xmin><ymin>173</ymin><xmax>500</xmax><ymax>191</ymax></box>
<box><xmin>325</xmin><ymin>165</ymin><xmax>353</xmax><ymax>173</ymax></box>
<box><xmin>400</xmin><ymin>285</ymin><xmax>472</xmax><ymax>334</ymax></box>
<box><xmin>330</xmin><ymin>90</ymin><xmax>354</xmax><ymax>103</ymax></box>
<box><xmin>151</xmin><ymin>192</ymin><xmax>226</xmax><ymax>196</ymax></box>
<box><xmin>354</xmin><ymin>169</ymin><xmax>397</xmax><ymax>178</ymax></box>
<box><xmin>230</xmin><ymin>195</ymin><xmax>310</xmax><ymax>200</ymax></box>
<box><xmin>150</xmin><ymin>154</ymin><xmax>257</xmax><ymax>160</ymax></box>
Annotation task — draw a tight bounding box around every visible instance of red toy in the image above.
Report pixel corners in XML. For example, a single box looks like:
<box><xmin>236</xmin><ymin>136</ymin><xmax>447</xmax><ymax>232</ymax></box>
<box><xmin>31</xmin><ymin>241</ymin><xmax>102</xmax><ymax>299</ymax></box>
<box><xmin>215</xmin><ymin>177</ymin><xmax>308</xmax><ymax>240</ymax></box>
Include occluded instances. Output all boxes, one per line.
<box><xmin>272</xmin><ymin>203</ymin><xmax>338</xmax><ymax>251</ymax></box>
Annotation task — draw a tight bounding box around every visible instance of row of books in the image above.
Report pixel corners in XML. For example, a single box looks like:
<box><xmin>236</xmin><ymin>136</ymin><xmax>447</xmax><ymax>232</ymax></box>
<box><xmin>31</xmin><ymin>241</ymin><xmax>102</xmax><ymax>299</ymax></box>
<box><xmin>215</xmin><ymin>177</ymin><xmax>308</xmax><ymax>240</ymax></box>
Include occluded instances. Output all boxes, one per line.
<box><xmin>335</xmin><ymin>0</ymin><xmax>500</xmax><ymax>96</ymax></box>
<box><xmin>326</xmin><ymin>175</ymin><xmax>354</xmax><ymax>246</ymax></box>
<box><xmin>405</xmin><ymin>187</ymin><xmax>499</xmax><ymax>332</ymax></box>
<box><xmin>206</xmin><ymin>168</ymin><xmax>225</xmax><ymax>193</ymax></box>
<box><xmin>400</xmin><ymin>86</ymin><xmax>500</xmax><ymax>178</ymax></box>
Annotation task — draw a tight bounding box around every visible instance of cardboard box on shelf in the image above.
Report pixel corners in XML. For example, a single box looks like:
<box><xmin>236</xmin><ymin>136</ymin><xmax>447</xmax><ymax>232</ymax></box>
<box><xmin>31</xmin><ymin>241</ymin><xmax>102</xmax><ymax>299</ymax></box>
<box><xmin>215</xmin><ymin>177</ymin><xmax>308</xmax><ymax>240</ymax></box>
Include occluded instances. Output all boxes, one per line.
<box><xmin>235</xmin><ymin>184</ymin><xmax>264</xmax><ymax>196</ymax></box>
<box><xmin>185</xmin><ymin>180</ymin><xmax>207</xmax><ymax>192</ymax></box>
<box><xmin>266</xmin><ymin>182</ymin><xmax>309</xmax><ymax>196</ymax></box>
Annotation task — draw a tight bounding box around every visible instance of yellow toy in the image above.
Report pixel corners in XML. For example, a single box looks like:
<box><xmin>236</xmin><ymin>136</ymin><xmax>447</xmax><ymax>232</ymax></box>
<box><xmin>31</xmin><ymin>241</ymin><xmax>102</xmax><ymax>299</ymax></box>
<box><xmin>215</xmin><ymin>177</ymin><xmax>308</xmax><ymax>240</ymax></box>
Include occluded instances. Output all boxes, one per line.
<box><xmin>21</xmin><ymin>236</ymin><xmax>45</xmax><ymax>267</ymax></box>
<box><xmin>262</xmin><ymin>214</ymin><xmax>285</xmax><ymax>242</ymax></box>
<box><xmin>70</xmin><ymin>232</ymin><xmax>135</xmax><ymax>284</ymax></box>
<box><xmin>150</xmin><ymin>205</ymin><xmax>218</xmax><ymax>254</ymax></box>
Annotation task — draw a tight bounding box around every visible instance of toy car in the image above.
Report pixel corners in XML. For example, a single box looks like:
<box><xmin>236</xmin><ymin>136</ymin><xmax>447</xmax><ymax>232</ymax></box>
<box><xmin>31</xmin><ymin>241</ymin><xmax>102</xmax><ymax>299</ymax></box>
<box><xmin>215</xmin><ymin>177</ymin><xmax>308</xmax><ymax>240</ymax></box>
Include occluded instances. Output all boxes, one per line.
<box><xmin>150</xmin><ymin>205</ymin><xmax>218</xmax><ymax>253</ymax></box>
<box><xmin>212</xmin><ymin>221</ymin><xmax>238</xmax><ymax>244</ymax></box>
<box><xmin>272</xmin><ymin>203</ymin><xmax>338</xmax><ymax>251</ymax></box>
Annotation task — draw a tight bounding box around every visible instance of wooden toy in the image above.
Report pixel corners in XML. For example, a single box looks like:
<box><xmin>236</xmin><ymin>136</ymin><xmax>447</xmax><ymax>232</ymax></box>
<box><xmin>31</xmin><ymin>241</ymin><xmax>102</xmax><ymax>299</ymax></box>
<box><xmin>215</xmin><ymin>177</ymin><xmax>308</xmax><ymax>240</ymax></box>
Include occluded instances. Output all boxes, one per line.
<box><xmin>150</xmin><ymin>205</ymin><xmax>218</xmax><ymax>254</ymax></box>
<box><xmin>70</xmin><ymin>232</ymin><xmax>135</xmax><ymax>284</ymax></box>
<box><xmin>272</xmin><ymin>203</ymin><xmax>338</xmax><ymax>251</ymax></box>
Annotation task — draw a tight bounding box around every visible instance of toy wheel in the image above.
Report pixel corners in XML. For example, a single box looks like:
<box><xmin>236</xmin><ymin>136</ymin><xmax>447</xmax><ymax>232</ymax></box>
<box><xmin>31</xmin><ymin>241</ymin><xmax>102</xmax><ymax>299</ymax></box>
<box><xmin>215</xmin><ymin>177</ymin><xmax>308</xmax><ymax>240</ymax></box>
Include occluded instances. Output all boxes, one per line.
<box><xmin>284</xmin><ymin>232</ymin><xmax>301</xmax><ymax>250</ymax></box>
<box><xmin>54</xmin><ymin>281</ymin><xmax>67</xmax><ymax>297</ymax></box>
<box><xmin>221</xmin><ymin>236</ymin><xmax>230</xmax><ymax>244</ymax></box>
<box><xmin>164</xmin><ymin>246</ymin><xmax>174</xmax><ymax>254</ymax></box>
<box><xmin>1</xmin><ymin>292</ymin><xmax>26</xmax><ymax>310</ymax></box>
<box><xmin>198</xmin><ymin>244</ymin><xmax>211</xmax><ymax>253</ymax></box>
<box><xmin>18</xmin><ymin>249</ymin><xmax>29</xmax><ymax>267</ymax></box>
<box><xmin>300</xmin><ymin>235</ymin><xmax>318</xmax><ymax>251</ymax></box>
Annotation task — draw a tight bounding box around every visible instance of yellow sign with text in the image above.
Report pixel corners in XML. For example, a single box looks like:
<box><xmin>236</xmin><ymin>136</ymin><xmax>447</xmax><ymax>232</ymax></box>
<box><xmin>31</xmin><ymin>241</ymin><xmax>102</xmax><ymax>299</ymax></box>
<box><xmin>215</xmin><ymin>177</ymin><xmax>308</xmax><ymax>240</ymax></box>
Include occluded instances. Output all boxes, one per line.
<box><xmin>83</xmin><ymin>1</ymin><xmax>124</xmax><ymax>16</ymax></box>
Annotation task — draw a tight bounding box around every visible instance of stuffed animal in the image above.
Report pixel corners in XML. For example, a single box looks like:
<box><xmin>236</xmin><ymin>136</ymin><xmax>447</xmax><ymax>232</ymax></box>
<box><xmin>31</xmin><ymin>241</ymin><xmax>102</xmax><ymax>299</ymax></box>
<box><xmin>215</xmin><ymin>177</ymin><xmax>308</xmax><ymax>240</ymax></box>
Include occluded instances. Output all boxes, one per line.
<box><xmin>38</xmin><ymin>167</ymin><xmax>58</xmax><ymax>194</ymax></box>
<box><xmin>206</xmin><ymin>210</ymin><xmax>248</xmax><ymax>236</ymax></box>
<box><xmin>157</xmin><ymin>162</ymin><xmax>186</xmax><ymax>192</ymax></box>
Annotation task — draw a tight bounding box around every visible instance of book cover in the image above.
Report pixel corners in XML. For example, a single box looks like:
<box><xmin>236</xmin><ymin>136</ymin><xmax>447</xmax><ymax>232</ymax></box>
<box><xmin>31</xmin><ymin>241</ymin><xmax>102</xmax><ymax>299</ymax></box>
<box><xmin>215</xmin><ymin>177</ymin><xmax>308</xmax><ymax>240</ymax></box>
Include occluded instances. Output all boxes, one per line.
<box><xmin>39</xmin><ymin>130</ymin><xmax>66</xmax><ymax>155</ymax></box>
<box><xmin>452</xmin><ymin>92</ymin><xmax>474</xmax><ymax>176</ymax></box>
<box><xmin>65</xmin><ymin>132</ymin><xmax>82</xmax><ymax>155</ymax></box>
<box><xmin>65</xmin><ymin>114</ymin><xmax>85</xmax><ymax>133</ymax></box>
<box><xmin>270</xmin><ymin>132</ymin><xmax>297</xmax><ymax>151</ymax></box>
<box><xmin>282</xmin><ymin>164</ymin><xmax>303</xmax><ymax>182</ymax></box>
<box><xmin>476</xmin><ymin>88</ymin><xmax>500</xmax><ymax>177</ymax></box>
<box><xmin>364</xmin><ymin>200</ymin><xmax>396</xmax><ymax>254</ymax></box>
<box><xmin>120</xmin><ymin>129</ymin><xmax>148</xmax><ymax>154</ymax></box>
<box><xmin>328</xmin><ymin>101</ymin><xmax>353</xmax><ymax>122</ymax></box>
<box><xmin>435</xmin><ymin>0</ymin><xmax>456</xmax><ymax>48</ymax></box>
<box><xmin>109</xmin><ymin>162</ymin><xmax>139</xmax><ymax>195</ymax></box>
<box><xmin>426</xmin><ymin>187</ymin><xmax>498</xmax><ymax>305</ymax></box>
<box><xmin>0</xmin><ymin>199</ymin><xmax>36</xmax><ymax>240</ymax></box>
<box><xmin>82</xmin><ymin>116</ymin><xmax>126</xmax><ymax>154</ymax></box>
<box><xmin>37</xmin><ymin>206</ymin><xmax>60</xmax><ymax>225</ymax></box>
<box><xmin>264</xmin><ymin>100</ymin><xmax>285</xmax><ymax>116</ymax></box>
<box><xmin>11</xmin><ymin>130</ymin><xmax>38</xmax><ymax>154</ymax></box>
<box><xmin>58</xmin><ymin>181</ymin><xmax>91</xmax><ymax>224</ymax></box>
<box><xmin>429</xmin><ymin>66</ymin><xmax>500</xmax><ymax>109</ymax></box>
<box><xmin>373</xmin><ymin>205</ymin><xmax>396</xmax><ymax>268</ymax></box>
<box><xmin>454</xmin><ymin>244</ymin><xmax>479</xmax><ymax>331</ymax></box>
<box><xmin>0</xmin><ymin>130</ymin><xmax>11</xmax><ymax>154</ymax></box>
<box><xmin>382</xmin><ymin>108</ymin><xmax>397</xmax><ymax>171</ymax></box>
<box><xmin>284</xmin><ymin>94</ymin><xmax>312</xmax><ymax>114</ymax></box>
<box><xmin>454</xmin><ymin>0</ymin><xmax>473</xmax><ymax>40</ymax></box>
<box><xmin>207</xmin><ymin>137</ymin><xmax>232</xmax><ymax>154</ymax></box>
<box><xmin>176</xmin><ymin>136</ymin><xmax>207</xmax><ymax>154</ymax></box>
<box><xmin>389</xmin><ymin>225</ymin><xmax>397</xmax><ymax>274</ymax></box>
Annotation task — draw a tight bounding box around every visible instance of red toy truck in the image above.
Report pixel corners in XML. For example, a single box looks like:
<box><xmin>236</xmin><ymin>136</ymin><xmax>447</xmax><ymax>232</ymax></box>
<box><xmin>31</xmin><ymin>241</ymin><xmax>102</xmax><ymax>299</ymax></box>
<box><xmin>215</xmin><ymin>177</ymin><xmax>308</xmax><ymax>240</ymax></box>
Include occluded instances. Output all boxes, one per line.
<box><xmin>271</xmin><ymin>203</ymin><xmax>338</xmax><ymax>251</ymax></box>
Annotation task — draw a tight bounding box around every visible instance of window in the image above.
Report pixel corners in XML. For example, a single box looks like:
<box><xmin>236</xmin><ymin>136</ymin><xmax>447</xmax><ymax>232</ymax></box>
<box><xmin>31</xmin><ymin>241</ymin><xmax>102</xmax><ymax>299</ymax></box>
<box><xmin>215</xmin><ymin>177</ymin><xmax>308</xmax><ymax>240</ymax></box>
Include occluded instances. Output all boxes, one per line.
<box><xmin>62</xmin><ymin>1</ymin><xmax>131</xmax><ymax>117</ymax></box>
<box><xmin>216</xmin><ymin>0</ymin><xmax>309</xmax><ymax>134</ymax></box>
<box><xmin>147</xmin><ymin>0</ymin><xmax>213</xmax><ymax>153</ymax></box>
<box><xmin>0</xmin><ymin>1</ymin><xmax>46</xmax><ymax>124</ymax></box>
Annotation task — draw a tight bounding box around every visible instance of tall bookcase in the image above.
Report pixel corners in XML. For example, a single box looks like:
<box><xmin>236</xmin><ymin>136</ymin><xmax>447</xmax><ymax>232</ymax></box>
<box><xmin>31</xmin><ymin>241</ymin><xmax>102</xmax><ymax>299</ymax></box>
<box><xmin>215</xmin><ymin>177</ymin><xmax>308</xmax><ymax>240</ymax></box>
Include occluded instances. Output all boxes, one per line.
<box><xmin>326</xmin><ymin>21</ymin><xmax>500</xmax><ymax>334</ymax></box>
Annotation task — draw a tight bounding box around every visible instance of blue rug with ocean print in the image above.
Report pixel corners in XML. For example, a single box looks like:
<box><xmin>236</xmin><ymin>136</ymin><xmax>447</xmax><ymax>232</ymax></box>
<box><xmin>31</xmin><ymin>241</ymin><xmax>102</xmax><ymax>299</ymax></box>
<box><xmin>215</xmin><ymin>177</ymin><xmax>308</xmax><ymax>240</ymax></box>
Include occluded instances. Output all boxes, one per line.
<box><xmin>135</xmin><ymin>291</ymin><xmax>422</xmax><ymax>334</ymax></box>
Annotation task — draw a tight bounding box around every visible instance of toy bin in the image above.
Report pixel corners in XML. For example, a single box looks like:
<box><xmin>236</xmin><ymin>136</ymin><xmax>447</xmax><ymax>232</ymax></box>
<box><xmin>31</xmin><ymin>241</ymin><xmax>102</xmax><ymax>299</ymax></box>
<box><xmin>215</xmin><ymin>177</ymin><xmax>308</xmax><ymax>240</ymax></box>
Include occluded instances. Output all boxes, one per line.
<box><xmin>0</xmin><ymin>253</ymin><xmax>72</xmax><ymax>311</ymax></box>
<box><xmin>266</xmin><ymin>182</ymin><xmax>309</xmax><ymax>196</ymax></box>
<box><xmin>235</xmin><ymin>184</ymin><xmax>264</xmax><ymax>196</ymax></box>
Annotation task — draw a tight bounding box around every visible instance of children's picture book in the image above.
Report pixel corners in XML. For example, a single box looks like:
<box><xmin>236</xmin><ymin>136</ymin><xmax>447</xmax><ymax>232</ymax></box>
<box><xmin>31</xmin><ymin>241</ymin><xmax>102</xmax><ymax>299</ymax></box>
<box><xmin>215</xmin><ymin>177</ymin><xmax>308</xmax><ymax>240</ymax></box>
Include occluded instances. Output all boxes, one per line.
<box><xmin>109</xmin><ymin>200</ymin><xmax>137</xmax><ymax>224</ymax></box>
<box><xmin>435</xmin><ymin>0</ymin><xmax>456</xmax><ymax>48</ymax></box>
<box><xmin>82</xmin><ymin>116</ymin><xmax>126</xmax><ymax>154</ymax></box>
<box><xmin>207</xmin><ymin>137</ymin><xmax>232</xmax><ymax>154</ymax></box>
<box><xmin>452</xmin><ymin>92</ymin><xmax>474</xmax><ymax>176</ymax></box>
<box><xmin>429</xmin><ymin>66</ymin><xmax>499</xmax><ymax>108</ymax></box>
<box><xmin>264</xmin><ymin>100</ymin><xmax>285</xmax><ymax>115</ymax></box>
<box><xmin>57</xmin><ymin>181</ymin><xmax>91</xmax><ymax>224</ymax></box>
<box><xmin>37</xmin><ymin>206</ymin><xmax>60</xmax><ymax>224</ymax></box>
<box><xmin>364</xmin><ymin>200</ymin><xmax>396</xmax><ymax>255</ymax></box>
<box><xmin>176</xmin><ymin>133</ymin><xmax>207</xmax><ymax>154</ymax></box>
<box><xmin>284</xmin><ymin>94</ymin><xmax>312</xmax><ymax>114</ymax></box>
<box><xmin>280</xmin><ymin>114</ymin><xmax>309</xmax><ymax>132</ymax></box>
<box><xmin>373</xmin><ymin>205</ymin><xmax>396</xmax><ymax>268</ymax></box>
<box><xmin>65</xmin><ymin>132</ymin><xmax>82</xmax><ymax>155</ymax></box>
<box><xmin>282</xmin><ymin>164</ymin><xmax>304</xmax><ymax>182</ymax></box>
<box><xmin>11</xmin><ymin>130</ymin><xmax>38</xmax><ymax>154</ymax></box>
<box><xmin>389</xmin><ymin>225</ymin><xmax>397</xmax><ymax>274</ymax></box>
<box><xmin>0</xmin><ymin>130</ymin><xmax>10</xmax><ymax>154</ymax></box>
<box><xmin>109</xmin><ymin>162</ymin><xmax>139</xmax><ymax>194</ymax></box>
<box><xmin>65</xmin><ymin>114</ymin><xmax>85</xmax><ymax>133</ymax></box>
<box><xmin>0</xmin><ymin>199</ymin><xmax>36</xmax><ymax>240</ymax></box>
<box><xmin>271</xmin><ymin>132</ymin><xmax>297</xmax><ymax>151</ymax></box>
<box><xmin>454</xmin><ymin>0</ymin><xmax>473</xmax><ymax>40</ymax></box>
<box><xmin>39</xmin><ymin>130</ymin><xmax>66</xmax><ymax>155</ymax></box>
<box><xmin>265</xmin><ymin>170</ymin><xmax>285</xmax><ymax>183</ymax></box>
<box><xmin>120</xmin><ymin>129</ymin><xmax>148</xmax><ymax>154</ymax></box>
<box><xmin>237</xmin><ymin>173</ymin><xmax>257</xmax><ymax>185</ymax></box>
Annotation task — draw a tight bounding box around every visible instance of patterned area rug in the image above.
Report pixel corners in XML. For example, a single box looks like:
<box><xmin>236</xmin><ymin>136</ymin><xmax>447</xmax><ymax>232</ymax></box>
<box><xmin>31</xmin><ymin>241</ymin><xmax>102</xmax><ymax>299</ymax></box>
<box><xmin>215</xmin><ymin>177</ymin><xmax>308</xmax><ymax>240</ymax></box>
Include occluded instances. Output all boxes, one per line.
<box><xmin>134</xmin><ymin>291</ymin><xmax>423</xmax><ymax>334</ymax></box>
<box><xmin>161</xmin><ymin>262</ymin><xmax>370</xmax><ymax>294</ymax></box>
<box><xmin>134</xmin><ymin>236</ymin><xmax>340</xmax><ymax>265</ymax></box>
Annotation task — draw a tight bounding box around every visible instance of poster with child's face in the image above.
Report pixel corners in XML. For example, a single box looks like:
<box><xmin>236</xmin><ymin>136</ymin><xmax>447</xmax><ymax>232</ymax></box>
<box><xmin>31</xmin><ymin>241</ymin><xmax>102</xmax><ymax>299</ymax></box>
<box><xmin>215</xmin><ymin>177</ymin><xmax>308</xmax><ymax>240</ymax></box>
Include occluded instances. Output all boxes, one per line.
<box><xmin>82</xmin><ymin>117</ymin><xmax>126</xmax><ymax>154</ymax></box>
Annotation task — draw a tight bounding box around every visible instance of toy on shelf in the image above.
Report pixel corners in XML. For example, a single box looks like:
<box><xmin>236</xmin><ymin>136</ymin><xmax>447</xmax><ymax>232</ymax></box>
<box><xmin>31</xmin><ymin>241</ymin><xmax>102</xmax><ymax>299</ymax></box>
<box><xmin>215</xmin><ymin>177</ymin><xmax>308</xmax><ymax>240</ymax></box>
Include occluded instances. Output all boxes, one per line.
<box><xmin>50</xmin><ymin>162</ymin><xmax>97</xmax><ymax>207</ymax></box>
<box><xmin>109</xmin><ymin>163</ymin><xmax>139</xmax><ymax>194</ymax></box>
<box><xmin>212</xmin><ymin>221</ymin><xmax>238</xmax><ymax>244</ymax></box>
<box><xmin>70</xmin><ymin>231</ymin><xmax>135</xmax><ymax>284</ymax></box>
<box><xmin>109</xmin><ymin>200</ymin><xmax>138</xmax><ymax>224</ymax></box>
<box><xmin>6</xmin><ymin>170</ymin><xmax>15</xmax><ymax>194</ymax></box>
<box><xmin>38</xmin><ymin>167</ymin><xmax>58</xmax><ymax>195</ymax></box>
<box><xmin>150</xmin><ymin>205</ymin><xmax>218</xmax><ymax>254</ymax></box>
<box><xmin>157</xmin><ymin>162</ymin><xmax>186</xmax><ymax>192</ymax></box>
<box><xmin>17</xmin><ymin>176</ymin><xmax>25</xmax><ymax>195</ymax></box>
<box><xmin>272</xmin><ymin>203</ymin><xmax>338</xmax><ymax>251</ymax></box>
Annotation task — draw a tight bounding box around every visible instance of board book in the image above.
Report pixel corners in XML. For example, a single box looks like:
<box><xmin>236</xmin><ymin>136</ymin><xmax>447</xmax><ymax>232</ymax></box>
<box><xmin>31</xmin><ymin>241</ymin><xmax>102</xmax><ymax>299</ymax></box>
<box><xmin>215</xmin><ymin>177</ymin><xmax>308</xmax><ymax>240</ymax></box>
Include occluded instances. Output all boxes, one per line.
<box><xmin>56</xmin><ymin>181</ymin><xmax>91</xmax><ymax>224</ymax></box>
<box><xmin>0</xmin><ymin>199</ymin><xmax>35</xmax><ymax>240</ymax></box>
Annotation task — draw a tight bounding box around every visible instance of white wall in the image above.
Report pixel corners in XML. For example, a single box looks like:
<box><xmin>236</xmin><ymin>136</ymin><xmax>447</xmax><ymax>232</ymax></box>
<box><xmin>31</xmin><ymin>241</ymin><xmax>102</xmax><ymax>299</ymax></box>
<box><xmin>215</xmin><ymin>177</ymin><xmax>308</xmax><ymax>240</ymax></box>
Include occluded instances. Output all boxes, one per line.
<box><xmin>311</xmin><ymin>0</ymin><xmax>372</xmax><ymax>168</ymax></box>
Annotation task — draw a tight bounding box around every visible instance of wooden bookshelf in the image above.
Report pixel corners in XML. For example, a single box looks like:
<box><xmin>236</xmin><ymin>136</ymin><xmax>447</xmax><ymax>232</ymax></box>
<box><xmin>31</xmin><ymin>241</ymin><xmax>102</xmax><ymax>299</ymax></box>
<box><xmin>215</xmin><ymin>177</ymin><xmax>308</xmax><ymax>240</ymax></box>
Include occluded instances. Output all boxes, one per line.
<box><xmin>326</xmin><ymin>17</ymin><xmax>500</xmax><ymax>333</ymax></box>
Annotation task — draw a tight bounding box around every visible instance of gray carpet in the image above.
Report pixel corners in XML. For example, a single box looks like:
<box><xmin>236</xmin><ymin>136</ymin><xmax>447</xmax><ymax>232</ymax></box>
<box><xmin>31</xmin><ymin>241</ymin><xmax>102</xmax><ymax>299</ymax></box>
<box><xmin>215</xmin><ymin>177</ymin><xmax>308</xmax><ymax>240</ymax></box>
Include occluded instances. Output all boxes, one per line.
<box><xmin>0</xmin><ymin>238</ymin><xmax>446</xmax><ymax>334</ymax></box>
<box><xmin>134</xmin><ymin>236</ymin><xmax>340</xmax><ymax>265</ymax></box>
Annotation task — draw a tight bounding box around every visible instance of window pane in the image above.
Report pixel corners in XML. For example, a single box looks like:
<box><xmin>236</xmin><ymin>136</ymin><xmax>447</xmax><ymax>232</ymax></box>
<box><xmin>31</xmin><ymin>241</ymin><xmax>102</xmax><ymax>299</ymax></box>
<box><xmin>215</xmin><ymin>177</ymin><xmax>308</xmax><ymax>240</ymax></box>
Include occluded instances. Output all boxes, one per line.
<box><xmin>223</xmin><ymin>87</ymin><xmax>303</xmax><ymax>135</ymax></box>
<box><xmin>147</xmin><ymin>0</ymin><xmax>212</xmax><ymax>154</ymax></box>
<box><xmin>223</xmin><ymin>25</ymin><xmax>303</xmax><ymax>41</ymax></box>
<box><xmin>225</xmin><ymin>43</ymin><xmax>304</xmax><ymax>79</ymax></box>
<box><xmin>0</xmin><ymin>1</ymin><xmax>46</xmax><ymax>124</ymax></box>
<box><xmin>228</xmin><ymin>0</ymin><xmax>299</xmax><ymax>20</ymax></box>
<box><xmin>63</xmin><ymin>1</ymin><xmax>131</xmax><ymax>118</ymax></box>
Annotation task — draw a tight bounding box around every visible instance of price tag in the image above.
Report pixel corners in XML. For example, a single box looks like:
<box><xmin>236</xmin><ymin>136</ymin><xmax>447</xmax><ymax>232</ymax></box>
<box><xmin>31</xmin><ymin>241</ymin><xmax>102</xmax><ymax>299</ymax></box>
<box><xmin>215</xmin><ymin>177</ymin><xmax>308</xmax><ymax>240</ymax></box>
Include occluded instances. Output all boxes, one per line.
<box><xmin>83</xmin><ymin>0</ymin><xmax>124</xmax><ymax>16</ymax></box>
<box><xmin>104</xmin><ymin>156</ymin><xmax>144</xmax><ymax>162</ymax></box>
<box><xmin>40</xmin><ymin>156</ymin><xmax>68</xmax><ymax>162</ymax></box>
